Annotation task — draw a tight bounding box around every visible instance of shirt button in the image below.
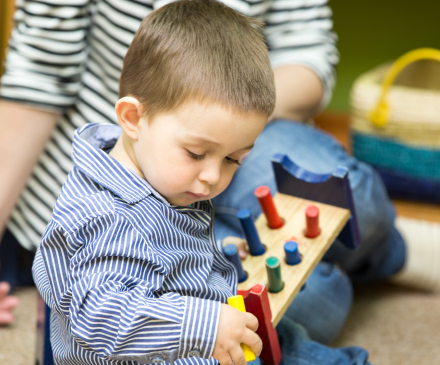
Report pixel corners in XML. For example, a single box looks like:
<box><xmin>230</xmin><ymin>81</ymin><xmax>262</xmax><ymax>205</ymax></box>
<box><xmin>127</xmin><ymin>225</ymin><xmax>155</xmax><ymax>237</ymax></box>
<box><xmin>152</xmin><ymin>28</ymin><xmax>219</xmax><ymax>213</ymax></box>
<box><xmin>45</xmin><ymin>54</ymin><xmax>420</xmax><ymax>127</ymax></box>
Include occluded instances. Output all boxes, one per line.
<box><xmin>152</xmin><ymin>356</ymin><xmax>164</xmax><ymax>364</ymax></box>
<box><xmin>189</xmin><ymin>347</ymin><xmax>201</xmax><ymax>357</ymax></box>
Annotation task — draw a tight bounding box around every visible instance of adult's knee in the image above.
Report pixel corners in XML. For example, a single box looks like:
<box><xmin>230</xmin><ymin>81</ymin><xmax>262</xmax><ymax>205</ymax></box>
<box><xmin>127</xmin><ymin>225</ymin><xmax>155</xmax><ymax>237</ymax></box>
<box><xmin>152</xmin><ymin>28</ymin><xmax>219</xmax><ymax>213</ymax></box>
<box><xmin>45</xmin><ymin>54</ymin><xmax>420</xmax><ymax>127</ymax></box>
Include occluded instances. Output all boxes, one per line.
<box><xmin>350</xmin><ymin>161</ymin><xmax>395</xmax><ymax>247</ymax></box>
<box><xmin>283</xmin><ymin>262</ymin><xmax>353</xmax><ymax>344</ymax></box>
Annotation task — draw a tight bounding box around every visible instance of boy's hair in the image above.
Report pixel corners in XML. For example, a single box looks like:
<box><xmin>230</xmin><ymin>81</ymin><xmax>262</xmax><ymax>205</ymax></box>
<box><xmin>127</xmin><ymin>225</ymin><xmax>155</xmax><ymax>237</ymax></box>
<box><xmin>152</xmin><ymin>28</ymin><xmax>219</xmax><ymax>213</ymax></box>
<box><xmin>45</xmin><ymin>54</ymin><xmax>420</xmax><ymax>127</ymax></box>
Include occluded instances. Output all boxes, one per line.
<box><xmin>119</xmin><ymin>0</ymin><xmax>275</xmax><ymax>119</ymax></box>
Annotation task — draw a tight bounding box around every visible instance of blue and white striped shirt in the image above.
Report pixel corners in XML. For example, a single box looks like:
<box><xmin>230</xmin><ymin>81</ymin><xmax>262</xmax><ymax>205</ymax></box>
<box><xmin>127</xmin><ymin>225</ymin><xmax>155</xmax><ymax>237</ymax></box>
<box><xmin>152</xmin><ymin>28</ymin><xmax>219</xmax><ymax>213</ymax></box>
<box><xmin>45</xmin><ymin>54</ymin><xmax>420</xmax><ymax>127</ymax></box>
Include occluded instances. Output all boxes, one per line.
<box><xmin>33</xmin><ymin>123</ymin><xmax>237</xmax><ymax>365</ymax></box>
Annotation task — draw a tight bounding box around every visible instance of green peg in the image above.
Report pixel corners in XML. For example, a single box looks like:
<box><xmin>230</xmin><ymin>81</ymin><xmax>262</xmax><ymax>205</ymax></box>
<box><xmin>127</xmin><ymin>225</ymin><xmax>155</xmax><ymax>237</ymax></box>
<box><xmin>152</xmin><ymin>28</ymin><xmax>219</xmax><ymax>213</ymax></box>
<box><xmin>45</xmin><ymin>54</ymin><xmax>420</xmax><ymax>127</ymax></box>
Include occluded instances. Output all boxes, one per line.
<box><xmin>266</xmin><ymin>256</ymin><xmax>284</xmax><ymax>293</ymax></box>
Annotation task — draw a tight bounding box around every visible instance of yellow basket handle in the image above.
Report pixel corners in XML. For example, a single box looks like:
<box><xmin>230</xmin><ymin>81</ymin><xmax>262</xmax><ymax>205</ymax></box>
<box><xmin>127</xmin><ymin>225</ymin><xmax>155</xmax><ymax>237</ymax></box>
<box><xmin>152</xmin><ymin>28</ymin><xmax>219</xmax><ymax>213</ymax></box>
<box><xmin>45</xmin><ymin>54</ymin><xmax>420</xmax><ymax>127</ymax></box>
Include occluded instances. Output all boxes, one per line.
<box><xmin>370</xmin><ymin>48</ymin><xmax>440</xmax><ymax>127</ymax></box>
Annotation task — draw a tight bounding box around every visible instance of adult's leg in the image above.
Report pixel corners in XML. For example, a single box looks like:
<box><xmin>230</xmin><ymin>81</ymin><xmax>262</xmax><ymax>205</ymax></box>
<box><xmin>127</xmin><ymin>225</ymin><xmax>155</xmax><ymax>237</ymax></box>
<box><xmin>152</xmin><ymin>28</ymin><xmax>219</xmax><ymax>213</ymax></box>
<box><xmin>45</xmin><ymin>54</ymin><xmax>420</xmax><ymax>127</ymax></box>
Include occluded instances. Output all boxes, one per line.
<box><xmin>213</xmin><ymin>120</ymin><xmax>405</xmax><ymax>281</ymax></box>
<box><xmin>283</xmin><ymin>261</ymin><xmax>353</xmax><ymax>344</ymax></box>
<box><xmin>213</xmin><ymin>120</ymin><xmax>405</xmax><ymax>342</ymax></box>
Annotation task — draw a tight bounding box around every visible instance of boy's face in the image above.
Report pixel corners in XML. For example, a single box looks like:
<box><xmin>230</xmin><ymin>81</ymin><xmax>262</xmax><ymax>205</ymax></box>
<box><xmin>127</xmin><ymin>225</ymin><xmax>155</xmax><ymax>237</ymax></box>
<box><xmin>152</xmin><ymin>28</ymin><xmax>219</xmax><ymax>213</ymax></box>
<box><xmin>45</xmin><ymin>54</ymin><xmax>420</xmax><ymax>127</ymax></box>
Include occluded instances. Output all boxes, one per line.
<box><xmin>133</xmin><ymin>102</ymin><xmax>267</xmax><ymax>206</ymax></box>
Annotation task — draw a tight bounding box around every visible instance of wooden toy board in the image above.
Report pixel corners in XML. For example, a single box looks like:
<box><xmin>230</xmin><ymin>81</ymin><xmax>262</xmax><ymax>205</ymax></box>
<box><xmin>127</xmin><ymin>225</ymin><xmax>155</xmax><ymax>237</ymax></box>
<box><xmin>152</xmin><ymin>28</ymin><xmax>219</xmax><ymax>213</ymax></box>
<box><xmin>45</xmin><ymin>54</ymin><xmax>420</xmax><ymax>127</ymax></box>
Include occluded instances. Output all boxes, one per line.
<box><xmin>237</xmin><ymin>192</ymin><xmax>350</xmax><ymax>327</ymax></box>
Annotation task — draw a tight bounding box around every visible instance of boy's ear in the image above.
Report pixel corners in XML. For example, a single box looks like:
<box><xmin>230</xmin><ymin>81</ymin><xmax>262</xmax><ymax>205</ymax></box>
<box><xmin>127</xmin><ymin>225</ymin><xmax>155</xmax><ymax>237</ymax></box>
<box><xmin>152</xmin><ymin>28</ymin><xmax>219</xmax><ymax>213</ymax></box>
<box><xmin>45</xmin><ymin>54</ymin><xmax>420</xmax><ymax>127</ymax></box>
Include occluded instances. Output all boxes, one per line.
<box><xmin>115</xmin><ymin>97</ymin><xmax>144</xmax><ymax>140</ymax></box>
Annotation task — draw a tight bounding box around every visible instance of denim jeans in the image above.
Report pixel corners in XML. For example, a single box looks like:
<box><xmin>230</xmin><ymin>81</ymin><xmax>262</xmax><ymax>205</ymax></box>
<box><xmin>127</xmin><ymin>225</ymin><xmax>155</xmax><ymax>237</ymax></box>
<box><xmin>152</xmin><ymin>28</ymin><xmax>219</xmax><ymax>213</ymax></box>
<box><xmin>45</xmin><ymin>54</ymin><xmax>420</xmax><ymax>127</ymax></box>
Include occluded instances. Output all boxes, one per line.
<box><xmin>213</xmin><ymin>120</ymin><xmax>406</xmax><ymax>364</ymax></box>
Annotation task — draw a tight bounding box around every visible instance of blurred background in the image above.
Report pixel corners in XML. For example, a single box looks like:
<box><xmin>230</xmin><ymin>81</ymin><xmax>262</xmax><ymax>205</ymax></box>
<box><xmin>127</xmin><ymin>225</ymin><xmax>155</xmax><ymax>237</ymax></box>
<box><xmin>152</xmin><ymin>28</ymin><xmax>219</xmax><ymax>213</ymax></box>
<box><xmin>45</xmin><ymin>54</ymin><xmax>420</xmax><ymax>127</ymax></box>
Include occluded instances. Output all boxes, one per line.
<box><xmin>0</xmin><ymin>0</ymin><xmax>15</xmax><ymax>76</ymax></box>
<box><xmin>329</xmin><ymin>0</ymin><xmax>440</xmax><ymax>111</ymax></box>
<box><xmin>1</xmin><ymin>1</ymin><xmax>440</xmax><ymax>364</ymax></box>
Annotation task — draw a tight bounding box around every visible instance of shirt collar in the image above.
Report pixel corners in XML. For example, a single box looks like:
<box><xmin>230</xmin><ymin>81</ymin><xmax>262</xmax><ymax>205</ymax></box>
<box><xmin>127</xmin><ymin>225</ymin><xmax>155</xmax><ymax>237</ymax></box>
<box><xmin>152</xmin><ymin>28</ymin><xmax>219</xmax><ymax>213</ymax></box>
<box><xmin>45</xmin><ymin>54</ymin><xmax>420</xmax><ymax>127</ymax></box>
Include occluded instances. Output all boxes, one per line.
<box><xmin>72</xmin><ymin>123</ymin><xmax>170</xmax><ymax>205</ymax></box>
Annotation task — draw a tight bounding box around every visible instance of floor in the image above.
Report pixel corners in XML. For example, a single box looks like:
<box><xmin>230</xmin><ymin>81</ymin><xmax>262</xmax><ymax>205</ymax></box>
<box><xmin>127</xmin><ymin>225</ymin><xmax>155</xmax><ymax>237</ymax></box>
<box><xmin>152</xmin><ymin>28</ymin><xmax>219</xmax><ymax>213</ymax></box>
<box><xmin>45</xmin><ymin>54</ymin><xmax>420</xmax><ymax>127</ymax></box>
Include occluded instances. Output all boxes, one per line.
<box><xmin>0</xmin><ymin>287</ymin><xmax>37</xmax><ymax>365</ymax></box>
<box><xmin>1</xmin><ymin>112</ymin><xmax>440</xmax><ymax>365</ymax></box>
<box><xmin>332</xmin><ymin>283</ymin><xmax>440</xmax><ymax>364</ymax></box>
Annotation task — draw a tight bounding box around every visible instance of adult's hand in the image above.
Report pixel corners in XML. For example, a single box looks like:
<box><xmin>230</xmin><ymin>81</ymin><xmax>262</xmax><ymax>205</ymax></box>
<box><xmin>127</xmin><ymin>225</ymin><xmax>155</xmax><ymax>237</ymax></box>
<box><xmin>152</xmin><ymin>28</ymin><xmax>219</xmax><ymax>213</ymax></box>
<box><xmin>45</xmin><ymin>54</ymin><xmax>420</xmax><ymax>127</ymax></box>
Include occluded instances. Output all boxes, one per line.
<box><xmin>222</xmin><ymin>236</ymin><xmax>247</xmax><ymax>259</ymax></box>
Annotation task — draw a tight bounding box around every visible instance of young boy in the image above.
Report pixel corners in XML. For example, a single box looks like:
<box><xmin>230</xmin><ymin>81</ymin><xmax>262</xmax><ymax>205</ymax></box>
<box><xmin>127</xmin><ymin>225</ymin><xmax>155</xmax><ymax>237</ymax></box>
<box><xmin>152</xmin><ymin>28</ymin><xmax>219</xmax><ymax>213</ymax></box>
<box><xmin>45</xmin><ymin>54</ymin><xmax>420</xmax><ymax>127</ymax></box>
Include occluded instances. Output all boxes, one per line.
<box><xmin>33</xmin><ymin>1</ymin><xmax>271</xmax><ymax>364</ymax></box>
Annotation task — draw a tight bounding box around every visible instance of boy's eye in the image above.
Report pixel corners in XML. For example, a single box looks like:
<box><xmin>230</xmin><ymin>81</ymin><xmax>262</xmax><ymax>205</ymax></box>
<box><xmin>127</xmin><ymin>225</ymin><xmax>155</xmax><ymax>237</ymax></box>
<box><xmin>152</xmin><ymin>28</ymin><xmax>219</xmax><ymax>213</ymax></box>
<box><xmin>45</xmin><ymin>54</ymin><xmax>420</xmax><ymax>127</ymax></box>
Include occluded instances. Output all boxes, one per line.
<box><xmin>225</xmin><ymin>157</ymin><xmax>242</xmax><ymax>166</ymax></box>
<box><xmin>186</xmin><ymin>149</ymin><xmax>241</xmax><ymax>165</ymax></box>
<box><xmin>186</xmin><ymin>150</ymin><xmax>205</xmax><ymax>160</ymax></box>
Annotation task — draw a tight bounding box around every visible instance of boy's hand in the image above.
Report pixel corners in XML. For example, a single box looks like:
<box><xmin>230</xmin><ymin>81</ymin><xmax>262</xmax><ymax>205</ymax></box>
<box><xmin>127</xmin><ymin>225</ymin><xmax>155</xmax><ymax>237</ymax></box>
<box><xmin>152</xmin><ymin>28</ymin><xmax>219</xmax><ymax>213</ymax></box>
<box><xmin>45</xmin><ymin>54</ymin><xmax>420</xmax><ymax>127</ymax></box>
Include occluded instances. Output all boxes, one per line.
<box><xmin>222</xmin><ymin>236</ymin><xmax>247</xmax><ymax>259</ymax></box>
<box><xmin>212</xmin><ymin>303</ymin><xmax>262</xmax><ymax>365</ymax></box>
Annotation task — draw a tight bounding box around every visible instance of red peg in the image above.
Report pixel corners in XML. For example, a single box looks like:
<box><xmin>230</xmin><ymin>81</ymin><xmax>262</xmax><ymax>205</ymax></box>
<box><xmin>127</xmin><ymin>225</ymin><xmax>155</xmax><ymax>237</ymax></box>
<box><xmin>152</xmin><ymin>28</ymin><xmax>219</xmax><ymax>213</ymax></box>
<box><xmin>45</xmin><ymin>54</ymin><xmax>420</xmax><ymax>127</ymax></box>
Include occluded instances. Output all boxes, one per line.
<box><xmin>255</xmin><ymin>186</ymin><xmax>283</xmax><ymax>229</ymax></box>
<box><xmin>305</xmin><ymin>205</ymin><xmax>320</xmax><ymax>238</ymax></box>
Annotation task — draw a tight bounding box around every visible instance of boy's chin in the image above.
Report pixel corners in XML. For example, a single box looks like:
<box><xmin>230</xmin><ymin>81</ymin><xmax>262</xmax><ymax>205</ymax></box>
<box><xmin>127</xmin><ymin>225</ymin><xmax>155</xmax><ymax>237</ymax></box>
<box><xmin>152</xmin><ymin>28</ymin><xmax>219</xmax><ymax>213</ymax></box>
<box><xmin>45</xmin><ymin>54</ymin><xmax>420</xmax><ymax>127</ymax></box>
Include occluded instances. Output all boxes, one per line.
<box><xmin>165</xmin><ymin>195</ymin><xmax>203</xmax><ymax>207</ymax></box>
<box><xmin>166</xmin><ymin>193</ymin><xmax>215</xmax><ymax>207</ymax></box>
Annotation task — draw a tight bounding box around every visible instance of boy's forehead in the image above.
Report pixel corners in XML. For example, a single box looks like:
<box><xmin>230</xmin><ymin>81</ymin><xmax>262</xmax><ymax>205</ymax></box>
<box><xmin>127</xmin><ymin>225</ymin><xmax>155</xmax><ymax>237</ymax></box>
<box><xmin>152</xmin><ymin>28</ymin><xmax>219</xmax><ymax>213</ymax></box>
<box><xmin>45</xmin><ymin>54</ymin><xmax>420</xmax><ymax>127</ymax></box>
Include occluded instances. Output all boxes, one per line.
<box><xmin>184</xmin><ymin>133</ymin><xmax>255</xmax><ymax>150</ymax></box>
<box><xmin>159</xmin><ymin>101</ymin><xmax>267</xmax><ymax>151</ymax></box>
<box><xmin>184</xmin><ymin>134</ymin><xmax>220</xmax><ymax>147</ymax></box>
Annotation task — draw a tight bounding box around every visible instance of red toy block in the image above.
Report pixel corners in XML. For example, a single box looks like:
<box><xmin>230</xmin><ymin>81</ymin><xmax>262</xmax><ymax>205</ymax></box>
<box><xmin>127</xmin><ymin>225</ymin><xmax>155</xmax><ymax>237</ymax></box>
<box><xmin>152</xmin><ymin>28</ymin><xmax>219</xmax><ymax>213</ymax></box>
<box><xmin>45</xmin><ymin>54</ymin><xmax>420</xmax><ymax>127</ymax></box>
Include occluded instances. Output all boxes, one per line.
<box><xmin>255</xmin><ymin>186</ymin><xmax>284</xmax><ymax>229</ymax></box>
<box><xmin>238</xmin><ymin>284</ymin><xmax>282</xmax><ymax>365</ymax></box>
<box><xmin>304</xmin><ymin>205</ymin><xmax>320</xmax><ymax>238</ymax></box>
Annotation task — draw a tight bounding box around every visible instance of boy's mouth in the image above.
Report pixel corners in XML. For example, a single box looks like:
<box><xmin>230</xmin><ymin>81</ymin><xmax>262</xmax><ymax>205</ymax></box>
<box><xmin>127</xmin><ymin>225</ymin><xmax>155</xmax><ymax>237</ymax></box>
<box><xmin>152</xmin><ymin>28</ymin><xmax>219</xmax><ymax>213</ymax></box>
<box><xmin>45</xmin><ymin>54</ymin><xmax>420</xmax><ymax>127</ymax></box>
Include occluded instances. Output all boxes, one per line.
<box><xmin>186</xmin><ymin>192</ymin><xmax>209</xmax><ymax>198</ymax></box>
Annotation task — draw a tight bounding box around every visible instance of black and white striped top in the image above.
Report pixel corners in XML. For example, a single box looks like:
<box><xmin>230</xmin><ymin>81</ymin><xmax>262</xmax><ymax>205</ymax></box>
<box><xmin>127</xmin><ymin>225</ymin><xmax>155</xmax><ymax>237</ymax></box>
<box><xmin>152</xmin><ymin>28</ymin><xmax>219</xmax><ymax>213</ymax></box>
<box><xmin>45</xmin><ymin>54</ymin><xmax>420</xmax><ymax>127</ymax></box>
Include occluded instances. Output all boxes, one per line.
<box><xmin>0</xmin><ymin>0</ymin><xmax>338</xmax><ymax>250</ymax></box>
<box><xmin>34</xmin><ymin>122</ymin><xmax>237</xmax><ymax>364</ymax></box>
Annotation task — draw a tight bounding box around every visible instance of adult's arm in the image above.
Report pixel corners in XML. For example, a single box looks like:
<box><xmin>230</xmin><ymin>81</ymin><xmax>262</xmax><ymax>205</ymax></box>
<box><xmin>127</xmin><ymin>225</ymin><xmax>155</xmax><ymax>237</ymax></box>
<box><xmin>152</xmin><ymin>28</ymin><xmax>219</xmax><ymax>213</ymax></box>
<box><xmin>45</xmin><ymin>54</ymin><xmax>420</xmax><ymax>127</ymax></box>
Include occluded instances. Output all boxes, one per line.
<box><xmin>0</xmin><ymin>1</ymin><xmax>94</xmax><ymax>237</ymax></box>
<box><xmin>271</xmin><ymin>64</ymin><xmax>324</xmax><ymax>122</ymax></box>
<box><xmin>0</xmin><ymin>101</ymin><xmax>59</xmax><ymax>237</ymax></box>
<box><xmin>266</xmin><ymin>0</ymin><xmax>339</xmax><ymax>121</ymax></box>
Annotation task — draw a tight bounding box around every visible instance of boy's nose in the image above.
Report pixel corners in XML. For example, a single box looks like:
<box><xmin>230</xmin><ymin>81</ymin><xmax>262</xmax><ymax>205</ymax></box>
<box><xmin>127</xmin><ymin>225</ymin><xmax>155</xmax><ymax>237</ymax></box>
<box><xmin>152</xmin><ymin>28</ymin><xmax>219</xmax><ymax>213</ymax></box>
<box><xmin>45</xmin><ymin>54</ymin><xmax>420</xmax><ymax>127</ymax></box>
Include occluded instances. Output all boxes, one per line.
<box><xmin>199</xmin><ymin>162</ymin><xmax>221</xmax><ymax>186</ymax></box>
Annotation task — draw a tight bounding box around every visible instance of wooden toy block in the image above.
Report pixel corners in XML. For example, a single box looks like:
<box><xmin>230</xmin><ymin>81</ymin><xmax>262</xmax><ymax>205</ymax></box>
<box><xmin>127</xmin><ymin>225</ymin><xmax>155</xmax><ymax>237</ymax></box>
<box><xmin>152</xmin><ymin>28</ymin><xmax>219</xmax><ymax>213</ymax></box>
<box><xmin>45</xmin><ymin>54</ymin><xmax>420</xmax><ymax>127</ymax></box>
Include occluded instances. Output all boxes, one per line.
<box><xmin>238</xmin><ymin>284</ymin><xmax>282</xmax><ymax>365</ymax></box>
<box><xmin>237</xmin><ymin>209</ymin><xmax>266</xmax><ymax>256</ymax></box>
<box><xmin>230</xmin><ymin>154</ymin><xmax>359</xmax><ymax>365</ymax></box>
<box><xmin>237</xmin><ymin>192</ymin><xmax>350</xmax><ymax>327</ymax></box>
<box><xmin>231</xmin><ymin>194</ymin><xmax>349</xmax><ymax>365</ymax></box>
<box><xmin>227</xmin><ymin>295</ymin><xmax>257</xmax><ymax>362</ymax></box>
<box><xmin>284</xmin><ymin>241</ymin><xmax>301</xmax><ymax>265</ymax></box>
<box><xmin>272</xmin><ymin>153</ymin><xmax>360</xmax><ymax>249</ymax></box>
<box><xmin>255</xmin><ymin>186</ymin><xmax>283</xmax><ymax>229</ymax></box>
<box><xmin>304</xmin><ymin>205</ymin><xmax>320</xmax><ymax>238</ymax></box>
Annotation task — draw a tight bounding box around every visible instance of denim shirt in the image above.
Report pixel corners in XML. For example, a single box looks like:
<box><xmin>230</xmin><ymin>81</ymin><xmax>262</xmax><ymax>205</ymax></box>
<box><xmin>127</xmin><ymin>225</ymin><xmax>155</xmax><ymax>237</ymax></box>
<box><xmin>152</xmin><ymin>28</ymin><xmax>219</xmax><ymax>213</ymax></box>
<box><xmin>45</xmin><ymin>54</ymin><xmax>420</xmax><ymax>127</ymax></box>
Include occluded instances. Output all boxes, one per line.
<box><xmin>33</xmin><ymin>123</ymin><xmax>237</xmax><ymax>365</ymax></box>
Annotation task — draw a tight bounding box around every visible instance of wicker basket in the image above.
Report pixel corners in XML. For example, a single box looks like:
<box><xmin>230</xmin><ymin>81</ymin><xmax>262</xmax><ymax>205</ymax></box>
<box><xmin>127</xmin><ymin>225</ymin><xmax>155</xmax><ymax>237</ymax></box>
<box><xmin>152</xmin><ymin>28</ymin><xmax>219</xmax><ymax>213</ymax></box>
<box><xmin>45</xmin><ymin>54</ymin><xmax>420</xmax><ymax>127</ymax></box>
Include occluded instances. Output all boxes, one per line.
<box><xmin>350</xmin><ymin>48</ymin><xmax>440</xmax><ymax>202</ymax></box>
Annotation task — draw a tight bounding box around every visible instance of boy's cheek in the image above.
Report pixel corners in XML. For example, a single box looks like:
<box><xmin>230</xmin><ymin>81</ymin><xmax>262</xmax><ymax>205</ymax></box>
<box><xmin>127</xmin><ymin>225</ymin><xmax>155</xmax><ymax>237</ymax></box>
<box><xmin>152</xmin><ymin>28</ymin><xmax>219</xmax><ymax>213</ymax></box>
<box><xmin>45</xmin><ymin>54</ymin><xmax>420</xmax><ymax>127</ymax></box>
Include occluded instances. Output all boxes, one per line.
<box><xmin>210</xmin><ymin>173</ymin><xmax>234</xmax><ymax>199</ymax></box>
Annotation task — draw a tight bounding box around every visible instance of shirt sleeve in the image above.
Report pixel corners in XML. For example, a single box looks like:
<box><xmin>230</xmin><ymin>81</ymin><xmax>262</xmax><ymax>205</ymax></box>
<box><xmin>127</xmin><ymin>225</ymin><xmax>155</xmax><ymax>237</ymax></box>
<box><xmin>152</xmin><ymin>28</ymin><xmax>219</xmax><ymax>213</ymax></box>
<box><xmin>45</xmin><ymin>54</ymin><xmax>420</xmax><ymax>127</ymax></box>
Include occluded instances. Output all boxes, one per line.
<box><xmin>37</xmin><ymin>215</ymin><xmax>221</xmax><ymax>362</ymax></box>
<box><xmin>0</xmin><ymin>0</ymin><xmax>94</xmax><ymax>111</ymax></box>
<box><xmin>265</xmin><ymin>0</ymin><xmax>339</xmax><ymax>110</ymax></box>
